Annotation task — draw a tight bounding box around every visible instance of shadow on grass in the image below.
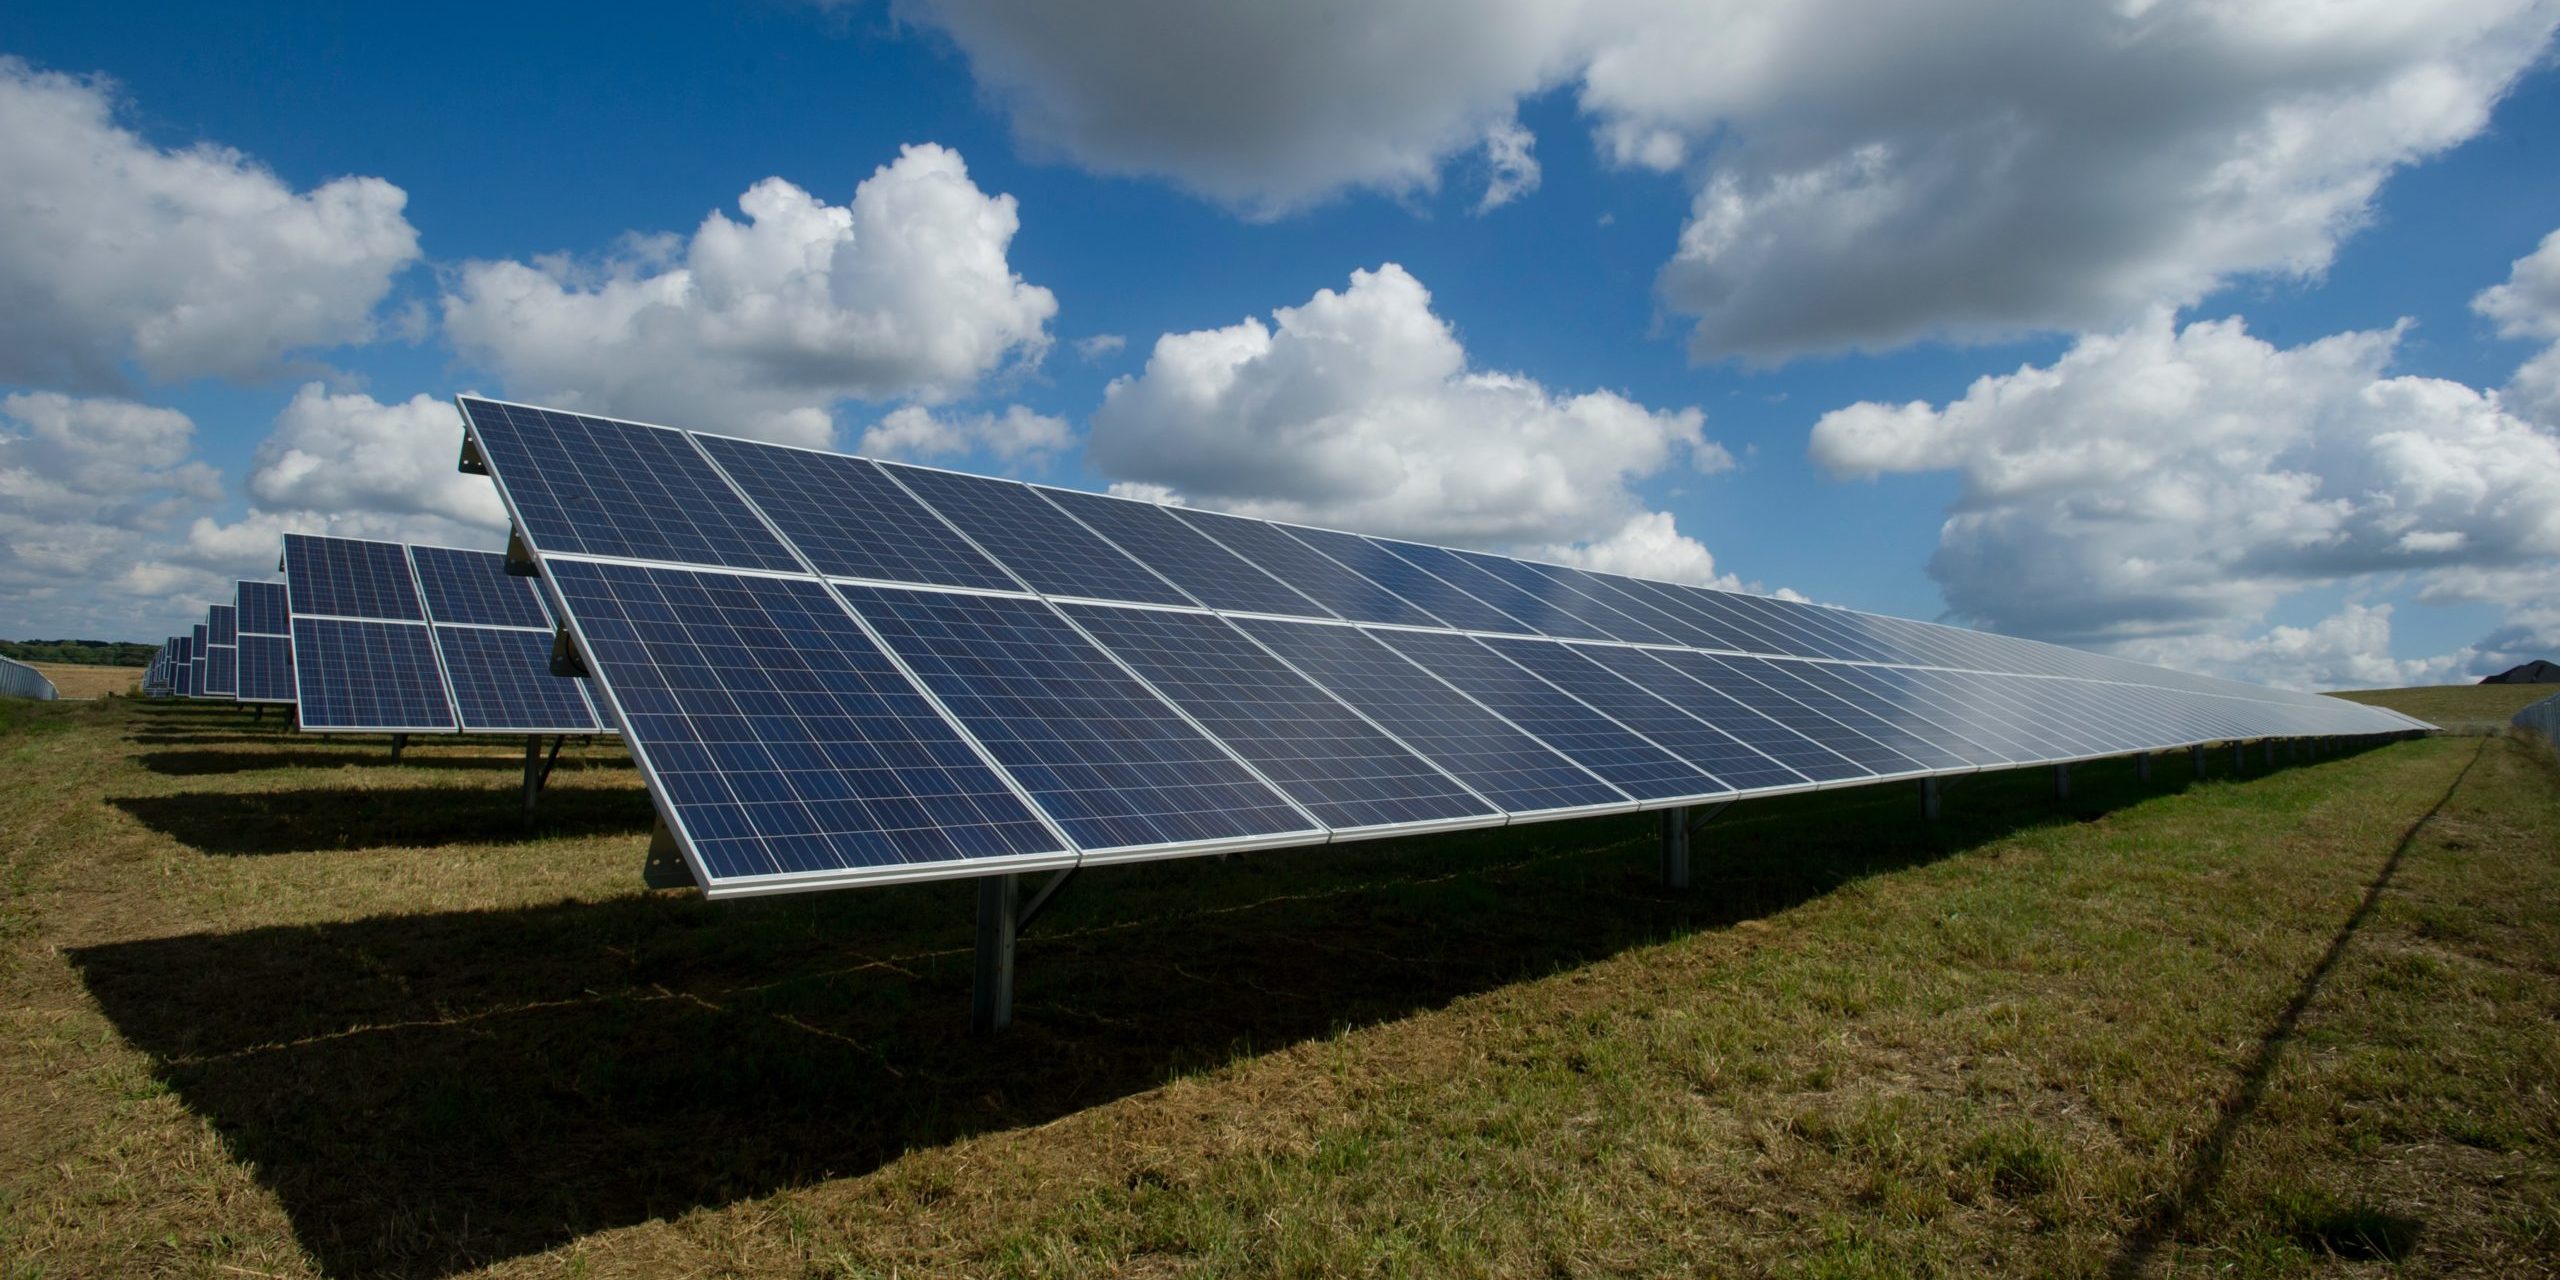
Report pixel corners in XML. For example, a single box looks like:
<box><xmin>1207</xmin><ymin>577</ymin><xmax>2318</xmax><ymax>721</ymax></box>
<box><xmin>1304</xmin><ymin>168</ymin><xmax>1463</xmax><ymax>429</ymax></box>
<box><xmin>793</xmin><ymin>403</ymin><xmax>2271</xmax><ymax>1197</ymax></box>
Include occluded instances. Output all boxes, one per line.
<box><xmin>2104</xmin><ymin>737</ymin><xmax>2478</xmax><ymax>1277</ymax></box>
<box><xmin>72</xmin><ymin>751</ymin><xmax>2344</xmax><ymax>1279</ymax></box>
<box><xmin>132</xmin><ymin>747</ymin><xmax>633</xmax><ymax>777</ymax></box>
<box><xmin>109</xmin><ymin>784</ymin><xmax>653</xmax><ymax>853</ymax></box>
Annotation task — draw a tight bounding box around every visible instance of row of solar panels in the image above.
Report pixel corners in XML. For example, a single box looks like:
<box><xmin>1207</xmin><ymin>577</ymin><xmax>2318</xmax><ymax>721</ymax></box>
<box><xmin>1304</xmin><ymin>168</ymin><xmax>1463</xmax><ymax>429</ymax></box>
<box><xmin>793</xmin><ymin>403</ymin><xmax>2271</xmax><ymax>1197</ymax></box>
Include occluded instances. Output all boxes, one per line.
<box><xmin>140</xmin><ymin>539</ymin><xmax>608</xmax><ymax>737</ymax></box>
<box><xmin>454</xmin><ymin>397</ymin><xmax>2428</xmax><ymax>899</ymax></box>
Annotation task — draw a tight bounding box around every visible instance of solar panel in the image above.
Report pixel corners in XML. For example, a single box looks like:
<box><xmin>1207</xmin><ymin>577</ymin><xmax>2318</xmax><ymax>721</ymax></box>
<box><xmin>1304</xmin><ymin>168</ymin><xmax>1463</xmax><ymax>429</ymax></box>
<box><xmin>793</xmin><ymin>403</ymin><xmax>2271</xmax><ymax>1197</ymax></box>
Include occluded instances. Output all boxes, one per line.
<box><xmin>451</xmin><ymin>395</ymin><xmax>2426</xmax><ymax>904</ymax></box>
<box><xmin>841</xmin><ymin>584</ymin><xmax>1323</xmax><ymax>856</ymax></box>
<box><xmin>546</xmin><ymin>559</ymin><xmax>1069</xmax><ymax>888</ymax></box>
<box><xmin>1230</xmin><ymin>618</ymin><xmax>1632</xmax><ymax>815</ymax></box>
<box><xmin>1060</xmin><ymin>602</ymin><xmax>1500</xmax><ymax>834</ymax></box>
<box><xmin>284</xmin><ymin>534</ymin><xmax>424</xmax><ymax>621</ymax></box>
<box><xmin>189</xmin><ymin>624</ymin><xmax>207</xmax><ymax>699</ymax></box>
<box><xmin>410</xmin><ymin>545</ymin><xmax>553</xmax><ymax>629</ymax></box>
<box><xmin>1273</xmin><ymin>526</ymin><xmax>1530</xmax><ymax>634</ymax></box>
<box><xmin>237</xmin><ymin>580</ymin><xmax>290</xmax><ymax>637</ymax></box>
<box><xmin>203</xmin><ymin>641</ymin><xmax>237</xmax><ymax>698</ymax></box>
<box><xmin>207</xmin><ymin>603</ymin><xmax>238</xmax><ymax>647</ymax></box>
<box><xmin>236</xmin><ymin>634</ymin><xmax>296</xmax><ymax>704</ymax></box>
<box><xmin>880</xmin><ymin>463</ymin><xmax>1196</xmax><ymax>607</ymax></box>
<box><xmin>462</xmin><ymin>399</ymin><xmax>801</xmax><ymax>572</ymax></box>
<box><xmin>692</xmin><ymin>434</ymin><xmax>1024</xmax><ymax>591</ymax></box>
<box><xmin>406</xmin><ymin>544</ymin><xmax>603</xmax><ymax>734</ymax></box>
<box><xmin>1167</xmin><ymin>506</ymin><xmax>1445</xmax><ymax>627</ymax></box>
<box><xmin>289</xmin><ymin>618</ymin><xmax>456</xmax><ymax>732</ymax></box>
<box><xmin>1037</xmin><ymin>487</ymin><xmax>1332</xmax><ymax>618</ymax></box>
<box><xmin>1367</xmin><ymin>627</ymin><xmax>1727</xmax><ymax>803</ymax></box>
<box><xmin>434</xmin><ymin>626</ymin><xmax>601</xmax><ymax>734</ymax></box>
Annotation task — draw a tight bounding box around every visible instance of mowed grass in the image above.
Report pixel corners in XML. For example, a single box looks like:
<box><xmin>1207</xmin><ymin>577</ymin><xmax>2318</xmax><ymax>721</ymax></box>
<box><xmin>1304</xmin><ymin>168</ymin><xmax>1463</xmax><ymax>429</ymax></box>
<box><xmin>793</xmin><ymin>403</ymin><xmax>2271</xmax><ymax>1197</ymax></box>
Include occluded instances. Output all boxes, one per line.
<box><xmin>0</xmin><ymin>692</ymin><xmax>2553</xmax><ymax>1278</ymax></box>
<box><xmin>2333</xmin><ymin>681</ymin><xmax>2559</xmax><ymax>735</ymax></box>
<box><xmin>19</xmin><ymin>661</ymin><xmax>140</xmax><ymax>700</ymax></box>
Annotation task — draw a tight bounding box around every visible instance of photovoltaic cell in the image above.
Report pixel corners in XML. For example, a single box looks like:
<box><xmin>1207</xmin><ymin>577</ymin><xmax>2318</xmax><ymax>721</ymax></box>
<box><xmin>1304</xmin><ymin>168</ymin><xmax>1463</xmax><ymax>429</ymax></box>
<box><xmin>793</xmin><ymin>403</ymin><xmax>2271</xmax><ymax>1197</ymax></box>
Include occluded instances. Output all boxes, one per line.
<box><xmin>1231</xmin><ymin>618</ymin><xmax>1630</xmax><ymax>814</ymax></box>
<box><xmin>457</xmin><ymin>398</ymin><xmax>800</xmax><ymax>572</ymax></box>
<box><xmin>546</xmin><ymin>560</ymin><xmax>1066</xmax><ymax>885</ymax></box>
<box><xmin>1274</xmin><ymin>526</ymin><xmax>1530</xmax><ymax>635</ymax></box>
<box><xmin>1368</xmin><ymin>628</ymin><xmax>1725</xmax><ymax>802</ymax></box>
<box><xmin>1168</xmin><ymin>506</ymin><xmax>1445</xmax><ymax>627</ymax></box>
<box><xmin>839</xmin><ymin>584</ymin><xmax>1321</xmax><ymax>854</ymax></box>
<box><xmin>1735</xmin><ymin>658</ymin><xmax>1987</xmax><ymax>770</ymax></box>
<box><xmin>208</xmin><ymin>604</ymin><xmax>238</xmax><ymax>647</ymax></box>
<box><xmin>236</xmin><ymin>581</ymin><xmax>290</xmax><ymax>636</ymax></box>
<box><xmin>433</xmin><ymin>626</ymin><xmax>601</xmax><ymax>733</ymax></box>
<box><xmin>1568</xmin><ymin>643</ymin><xmax>1872</xmax><ymax>785</ymax></box>
<box><xmin>290</xmin><ymin>618</ymin><xmax>456</xmax><ymax>731</ymax></box>
<box><xmin>882</xmin><ymin>463</ymin><xmax>1195</xmax><ymax>607</ymax></box>
<box><xmin>1659</xmin><ymin>651</ymin><xmax>1926</xmax><ymax>776</ymax></box>
<box><xmin>693</xmin><ymin>434</ymin><xmax>1023</xmax><ymax>591</ymax></box>
<box><xmin>1452</xmin><ymin>553</ymin><xmax>1687</xmax><ymax>645</ymax></box>
<box><xmin>190</xmin><ymin>624</ymin><xmax>207</xmax><ymax>698</ymax></box>
<box><xmin>1061</xmin><ymin>602</ymin><xmax>1497</xmax><ymax>832</ymax></box>
<box><xmin>1478</xmin><ymin>637</ymin><xmax>1809</xmax><ymax>791</ymax></box>
<box><xmin>204</xmin><ymin>644</ymin><xmax>237</xmax><ymax>697</ymax></box>
<box><xmin>410</xmin><ymin>545</ymin><xmax>553</xmax><ymax>629</ymax></box>
<box><xmin>1371</xmin><ymin>542</ymin><xmax>1619</xmax><ymax>642</ymax></box>
<box><xmin>1039</xmin><ymin>487</ymin><xmax>1330</xmax><ymax>618</ymax></box>
<box><xmin>237</xmin><ymin>634</ymin><xmax>296</xmax><ymax>703</ymax></box>
<box><xmin>284</xmin><ymin>534</ymin><xmax>424</xmax><ymax>621</ymax></box>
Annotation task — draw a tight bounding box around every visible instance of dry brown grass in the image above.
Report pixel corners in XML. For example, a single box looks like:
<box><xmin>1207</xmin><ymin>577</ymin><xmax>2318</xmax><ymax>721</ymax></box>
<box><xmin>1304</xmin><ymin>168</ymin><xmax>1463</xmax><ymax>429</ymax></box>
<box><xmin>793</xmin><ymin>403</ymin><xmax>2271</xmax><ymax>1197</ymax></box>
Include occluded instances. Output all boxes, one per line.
<box><xmin>20</xmin><ymin>661</ymin><xmax>139</xmax><ymax>699</ymax></box>
<box><xmin>1</xmin><ymin>691</ymin><xmax>2553</xmax><ymax>1278</ymax></box>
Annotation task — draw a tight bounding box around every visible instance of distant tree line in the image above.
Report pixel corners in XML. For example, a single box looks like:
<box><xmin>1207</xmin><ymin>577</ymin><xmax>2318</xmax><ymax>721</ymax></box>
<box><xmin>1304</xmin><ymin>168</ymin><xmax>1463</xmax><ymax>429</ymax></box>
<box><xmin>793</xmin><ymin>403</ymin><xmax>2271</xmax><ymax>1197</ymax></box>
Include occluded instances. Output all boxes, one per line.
<box><xmin>0</xmin><ymin>640</ymin><xmax>155</xmax><ymax>667</ymax></box>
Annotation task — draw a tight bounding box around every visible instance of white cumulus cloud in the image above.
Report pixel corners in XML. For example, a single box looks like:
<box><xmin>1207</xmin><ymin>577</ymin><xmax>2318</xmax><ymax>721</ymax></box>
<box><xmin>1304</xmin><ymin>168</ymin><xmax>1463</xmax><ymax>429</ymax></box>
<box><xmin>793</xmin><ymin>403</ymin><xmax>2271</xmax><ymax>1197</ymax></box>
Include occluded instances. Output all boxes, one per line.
<box><xmin>857</xmin><ymin>403</ymin><xmax>1073</xmax><ymax>468</ymax></box>
<box><xmin>441</xmin><ymin>143</ymin><xmax>1057</xmax><ymax>447</ymax></box>
<box><xmin>2476</xmin><ymin>227</ymin><xmax>2560</xmax><ymax>422</ymax></box>
<box><xmin>891</xmin><ymin>0</ymin><xmax>2556</xmax><ymax>361</ymax></box>
<box><xmin>1809</xmin><ymin>308</ymin><xmax>2560</xmax><ymax>668</ymax></box>
<box><xmin>1527</xmin><ymin>511</ymin><xmax>1736</xmax><ymax>587</ymax></box>
<box><xmin>0</xmin><ymin>393</ymin><xmax>225</xmax><ymax>635</ymax></box>
<box><xmin>1087</xmin><ymin>262</ymin><xmax>1730</xmax><ymax>565</ymax></box>
<box><xmin>0</xmin><ymin>57</ymin><xmax>420</xmax><ymax>388</ymax></box>
<box><xmin>241</xmin><ymin>384</ymin><xmax>505</xmax><ymax>531</ymax></box>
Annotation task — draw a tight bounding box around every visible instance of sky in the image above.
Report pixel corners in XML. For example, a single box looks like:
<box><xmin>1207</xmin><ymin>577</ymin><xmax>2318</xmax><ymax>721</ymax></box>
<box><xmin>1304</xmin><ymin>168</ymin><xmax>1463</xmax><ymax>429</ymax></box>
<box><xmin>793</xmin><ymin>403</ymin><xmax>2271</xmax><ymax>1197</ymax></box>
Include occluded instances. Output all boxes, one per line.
<box><xmin>3</xmin><ymin>0</ymin><xmax>2559</xmax><ymax>691</ymax></box>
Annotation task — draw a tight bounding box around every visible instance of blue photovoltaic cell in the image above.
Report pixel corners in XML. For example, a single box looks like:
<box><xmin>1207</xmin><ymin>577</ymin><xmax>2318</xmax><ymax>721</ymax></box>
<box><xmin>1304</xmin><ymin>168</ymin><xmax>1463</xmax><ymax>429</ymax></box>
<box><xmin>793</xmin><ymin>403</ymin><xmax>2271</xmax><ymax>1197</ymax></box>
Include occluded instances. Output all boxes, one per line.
<box><xmin>236</xmin><ymin>634</ymin><xmax>296</xmax><ymax>703</ymax></box>
<box><xmin>1231</xmin><ymin>618</ymin><xmax>1631</xmax><ymax>814</ymax></box>
<box><xmin>456</xmin><ymin>398</ymin><xmax>800</xmax><ymax>572</ymax></box>
<box><xmin>290</xmin><ymin>618</ymin><xmax>456</xmax><ymax>731</ymax></box>
<box><xmin>1568</xmin><ymin>643</ymin><xmax>1873</xmax><ymax>784</ymax></box>
<box><xmin>1369</xmin><ymin>628</ymin><xmax>1724</xmax><ymax>802</ymax></box>
<box><xmin>1819</xmin><ymin>664</ymin><xmax>2037</xmax><ymax>763</ymax></box>
<box><xmin>190</xmin><ymin>625</ymin><xmax>207</xmax><ymax>699</ymax></box>
<box><xmin>208</xmin><ymin>604</ymin><xmax>238</xmax><ymax>647</ymax></box>
<box><xmin>1372</xmin><ymin>542</ymin><xmax>1619</xmax><ymax>642</ymax></box>
<box><xmin>882</xmin><ymin>463</ymin><xmax>1195</xmax><ymax>607</ymax></box>
<box><xmin>1451</xmin><ymin>553</ymin><xmax>1687</xmax><ymax>645</ymax></box>
<box><xmin>840</xmin><ymin>585</ymin><xmax>1319</xmax><ymax>852</ymax></box>
<box><xmin>1479</xmin><ymin>637</ymin><xmax>1809</xmax><ymax>791</ymax></box>
<box><xmin>410</xmin><ymin>545</ymin><xmax>553</xmax><ymax>629</ymax></box>
<box><xmin>236</xmin><ymin>581</ymin><xmax>289</xmax><ymax>635</ymax></box>
<box><xmin>1654</xmin><ymin>651</ymin><xmax>1925</xmax><ymax>776</ymax></box>
<box><xmin>203</xmin><ymin>643</ymin><xmax>237</xmax><ymax>697</ymax></box>
<box><xmin>1274</xmin><ymin>526</ymin><xmax>1531</xmax><ymax>635</ymax></box>
<box><xmin>1168</xmin><ymin>506</ymin><xmax>1445</xmax><ymax>627</ymax></box>
<box><xmin>432</xmin><ymin>626</ymin><xmax>601</xmax><ymax>733</ymax></box>
<box><xmin>1733</xmin><ymin>658</ymin><xmax>1986</xmax><ymax>770</ymax></box>
<box><xmin>546</xmin><ymin>560</ymin><xmax>1064</xmax><ymax>883</ymax></box>
<box><xmin>1061</xmin><ymin>602</ymin><xmax>1497</xmax><ymax>831</ymax></box>
<box><xmin>1039</xmin><ymin>487</ymin><xmax>1330</xmax><ymax>618</ymax></box>
<box><xmin>692</xmin><ymin>435</ymin><xmax>1024</xmax><ymax>591</ymax></box>
<box><xmin>285</xmin><ymin>534</ymin><xmax>424</xmax><ymax>621</ymax></box>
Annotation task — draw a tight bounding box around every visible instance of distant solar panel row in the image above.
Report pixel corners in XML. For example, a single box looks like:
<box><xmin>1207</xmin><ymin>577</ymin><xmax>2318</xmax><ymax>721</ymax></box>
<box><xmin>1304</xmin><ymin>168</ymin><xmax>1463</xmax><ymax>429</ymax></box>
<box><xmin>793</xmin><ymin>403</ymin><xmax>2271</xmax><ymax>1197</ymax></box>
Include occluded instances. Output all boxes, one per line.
<box><xmin>281</xmin><ymin>533</ymin><xmax>604</xmax><ymax>735</ymax></box>
<box><xmin>458</xmin><ymin>398</ymin><xmax>2424</xmax><ymax>900</ymax></box>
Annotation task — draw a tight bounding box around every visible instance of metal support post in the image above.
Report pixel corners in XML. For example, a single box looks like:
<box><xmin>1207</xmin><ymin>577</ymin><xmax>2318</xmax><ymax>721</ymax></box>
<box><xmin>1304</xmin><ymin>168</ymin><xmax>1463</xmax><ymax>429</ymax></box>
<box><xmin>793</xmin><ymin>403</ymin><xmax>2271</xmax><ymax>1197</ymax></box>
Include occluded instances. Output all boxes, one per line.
<box><xmin>390</xmin><ymin>732</ymin><xmax>407</xmax><ymax>762</ymax></box>
<box><xmin>2263</xmin><ymin>739</ymin><xmax>2275</xmax><ymax>768</ymax></box>
<box><xmin>1920</xmin><ymin>776</ymin><xmax>1942</xmax><ymax>822</ymax></box>
<box><xmin>641</xmin><ymin>818</ymin><xmax>694</xmax><ymax>888</ymax></box>
<box><xmin>2233</xmin><ymin>740</ymin><xmax>2246</xmax><ymax>772</ymax></box>
<box><xmin>973</xmin><ymin>873</ymin><xmax>1021</xmax><ymax>1035</ymax></box>
<box><xmin>1659</xmin><ymin>806</ymin><xmax>1691</xmax><ymax>889</ymax></box>
<box><xmin>2053</xmin><ymin>762</ymin><xmax>2071</xmax><ymax>800</ymax></box>
<box><xmin>522</xmin><ymin>735</ymin><xmax>543</xmax><ymax>822</ymax></box>
<box><xmin>2136</xmin><ymin>752</ymin><xmax>2153</xmax><ymax>783</ymax></box>
<box><xmin>2191</xmin><ymin>744</ymin><xmax>2205</xmax><ymax>778</ymax></box>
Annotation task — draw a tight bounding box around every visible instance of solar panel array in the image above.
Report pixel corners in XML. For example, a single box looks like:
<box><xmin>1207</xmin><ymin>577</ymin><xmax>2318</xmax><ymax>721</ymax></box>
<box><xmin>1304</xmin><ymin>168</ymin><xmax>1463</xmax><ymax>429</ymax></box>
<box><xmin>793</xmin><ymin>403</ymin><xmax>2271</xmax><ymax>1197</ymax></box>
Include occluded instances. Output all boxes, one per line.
<box><xmin>199</xmin><ymin>604</ymin><xmax>239</xmax><ymax>698</ymax></box>
<box><xmin>458</xmin><ymin>397</ymin><xmax>2426</xmax><ymax>901</ymax></box>
<box><xmin>282</xmin><ymin>534</ymin><xmax>604</xmax><ymax>735</ymax></box>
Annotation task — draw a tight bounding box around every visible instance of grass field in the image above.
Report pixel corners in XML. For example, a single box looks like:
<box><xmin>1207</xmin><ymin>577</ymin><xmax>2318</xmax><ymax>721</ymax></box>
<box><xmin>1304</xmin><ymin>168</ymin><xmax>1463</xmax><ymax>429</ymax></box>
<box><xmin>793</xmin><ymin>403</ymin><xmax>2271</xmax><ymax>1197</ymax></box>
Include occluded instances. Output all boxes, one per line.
<box><xmin>1</xmin><ymin>690</ymin><xmax>2554</xmax><ymax>1278</ymax></box>
<box><xmin>2333</xmin><ymin>681</ymin><xmax>2558</xmax><ymax>735</ymax></box>
<box><xmin>17</xmin><ymin>661</ymin><xmax>139</xmax><ymax>700</ymax></box>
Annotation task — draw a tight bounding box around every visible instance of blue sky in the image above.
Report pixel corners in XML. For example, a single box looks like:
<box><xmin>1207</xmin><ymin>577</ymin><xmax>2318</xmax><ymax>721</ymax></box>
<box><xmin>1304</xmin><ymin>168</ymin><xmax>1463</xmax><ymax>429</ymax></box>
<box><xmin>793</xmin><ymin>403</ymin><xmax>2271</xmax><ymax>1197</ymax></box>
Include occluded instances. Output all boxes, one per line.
<box><xmin>4</xmin><ymin>1</ymin><xmax>2559</xmax><ymax>689</ymax></box>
